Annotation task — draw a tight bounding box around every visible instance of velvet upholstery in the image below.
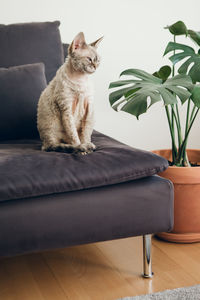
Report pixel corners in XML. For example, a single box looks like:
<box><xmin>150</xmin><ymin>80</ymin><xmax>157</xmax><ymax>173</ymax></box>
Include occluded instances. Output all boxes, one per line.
<box><xmin>0</xmin><ymin>175</ymin><xmax>173</xmax><ymax>257</ymax></box>
<box><xmin>0</xmin><ymin>63</ymin><xmax>47</xmax><ymax>140</ymax></box>
<box><xmin>0</xmin><ymin>21</ymin><xmax>64</xmax><ymax>82</ymax></box>
<box><xmin>63</xmin><ymin>43</ymin><xmax>69</xmax><ymax>60</ymax></box>
<box><xmin>0</xmin><ymin>21</ymin><xmax>174</xmax><ymax>259</ymax></box>
<box><xmin>0</xmin><ymin>131</ymin><xmax>168</xmax><ymax>202</ymax></box>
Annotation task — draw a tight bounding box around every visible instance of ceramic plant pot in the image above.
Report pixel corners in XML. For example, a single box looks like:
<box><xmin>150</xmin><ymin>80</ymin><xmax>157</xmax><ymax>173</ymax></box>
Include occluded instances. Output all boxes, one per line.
<box><xmin>153</xmin><ymin>149</ymin><xmax>200</xmax><ymax>243</ymax></box>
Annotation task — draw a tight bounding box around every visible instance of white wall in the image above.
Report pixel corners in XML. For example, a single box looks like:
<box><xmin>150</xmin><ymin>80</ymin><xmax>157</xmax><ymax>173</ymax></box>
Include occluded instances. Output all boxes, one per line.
<box><xmin>1</xmin><ymin>0</ymin><xmax>200</xmax><ymax>150</ymax></box>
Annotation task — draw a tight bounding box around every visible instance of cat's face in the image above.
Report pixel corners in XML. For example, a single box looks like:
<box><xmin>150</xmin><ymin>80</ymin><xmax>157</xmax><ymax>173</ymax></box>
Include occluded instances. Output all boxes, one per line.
<box><xmin>68</xmin><ymin>32</ymin><xmax>103</xmax><ymax>74</ymax></box>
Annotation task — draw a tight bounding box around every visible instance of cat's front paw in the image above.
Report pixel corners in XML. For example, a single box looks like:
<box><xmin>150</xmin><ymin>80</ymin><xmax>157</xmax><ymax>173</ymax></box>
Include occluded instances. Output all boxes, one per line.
<box><xmin>76</xmin><ymin>142</ymin><xmax>96</xmax><ymax>154</ymax></box>
<box><xmin>81</xmin><ymin>142</ymin><xmax>96</xmax><ymax>152</ymax></box>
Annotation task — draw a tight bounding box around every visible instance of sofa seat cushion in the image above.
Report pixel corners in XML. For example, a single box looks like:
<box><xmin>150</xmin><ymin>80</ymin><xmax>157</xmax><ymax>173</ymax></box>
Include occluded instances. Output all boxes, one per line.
<box><xmin>0</xmin><ymin>131</ymin><xmax>168</xmax><ymax>202</ymax></box>
<box><xmin>0</xmin><ymin>21</ymin><xmax>64</xmax><ymax>82</ymax></box>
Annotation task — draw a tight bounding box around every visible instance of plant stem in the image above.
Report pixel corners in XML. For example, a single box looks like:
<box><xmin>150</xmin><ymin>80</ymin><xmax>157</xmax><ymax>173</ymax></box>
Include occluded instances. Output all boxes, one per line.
<box><xmin>169</xmin><ymin>34</ymin><xmax>182</xmax><ymax>164</ymax></box>
<box><xmin>185</xmin><ymin>98</ymin><xmax>191</xmax><ymax>137</ymax></box>
<box><xmin>181</xmin><ymin>104</ymin><xmax>197</xmax><ymax>165</ymax></box>
<box><xmin>172</xmin><ymin>105</ymin><xmax>182</xmax><ymax>148</ymax></box>
<box><xmin>183</xmin><ymin>98</ymin><xmax>191</xmax><ymax>166</ymax></box>
<box><xmin>190</xmin><ymin>105</ymin><xmax>196</xmax><ymax>123</ymax></box>
<box><xmin>171</xmin><ymin>105</ymin><xmax>175</xmax><ymax>141</ymax></box>
<box><xmin>186</xmin><ymin>107</ymin><xmax>199</xmax><ymax>145</ymax></box>
<box><xmin>175</xmin><ymin>104</ymin><xmax>182</xmax><ymax>143</ymax></box>
<box><xmin>165</xmin><ymin>105</ymin><xmax>177</xmax><ymax>163</ymax></box>
<box><xmin>178</xmin><ymin>107</ymin><xmax>199</xmax><ymax>165</ymax></box>
<box><xmin>171</xmin><ymin>36</ymin><xmax>176</xmax><ymax>144</ymax></box>
<box><xmin>172</xmin><ymin>35</ymin><xmax>176</xmax><ymax>77</ymax></box>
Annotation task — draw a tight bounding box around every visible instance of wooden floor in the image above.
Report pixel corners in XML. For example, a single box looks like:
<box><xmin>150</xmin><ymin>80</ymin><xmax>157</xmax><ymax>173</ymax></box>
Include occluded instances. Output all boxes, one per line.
<box><xmin>0</xmin><ymin>236</ymin><xmax>200</xmax><ymax>300</ymax></box>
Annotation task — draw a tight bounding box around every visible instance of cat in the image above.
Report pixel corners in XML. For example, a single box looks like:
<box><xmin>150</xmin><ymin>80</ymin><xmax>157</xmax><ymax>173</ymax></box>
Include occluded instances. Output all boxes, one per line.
<box><xmin>37</xmin><ymin>32</ymin><xmax>103</xmax><ymax>154</ymax></box>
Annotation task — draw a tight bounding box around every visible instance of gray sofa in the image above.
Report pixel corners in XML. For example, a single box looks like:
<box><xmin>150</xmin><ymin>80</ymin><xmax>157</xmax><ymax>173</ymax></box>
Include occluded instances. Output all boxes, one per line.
<box><xmin>0</xmin><ymin>21</ymin><xmax>174</xmax><ymax>278</ymax></box>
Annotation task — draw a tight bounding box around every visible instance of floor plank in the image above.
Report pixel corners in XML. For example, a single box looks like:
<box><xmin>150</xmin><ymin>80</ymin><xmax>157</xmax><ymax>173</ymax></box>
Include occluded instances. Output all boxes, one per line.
<box><xmin>0</xmin><ymin>236</ymin><xmax>200</xmax><ymax>300</ymax></box>
<box><xmin>0</xmin><ymin>255</ymin><xmax>44</xmax><ymax>300</ymax></box>
<box><xmin>26</xmin><ymin>253</ymin><xmax>69</xmax><ymax>300</ymax></box>
<box><xmin>43</xmin><ymin>244</ymin><xmax>135</xmax><ymax>300</ymax></box>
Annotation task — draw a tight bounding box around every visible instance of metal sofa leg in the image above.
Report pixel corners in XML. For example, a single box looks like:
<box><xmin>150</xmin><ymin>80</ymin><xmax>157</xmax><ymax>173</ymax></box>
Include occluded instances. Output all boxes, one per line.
<box><xmin>142</xmin><ymin>234</ymin><xmax>154</xmax><ymax>278</ymax></box>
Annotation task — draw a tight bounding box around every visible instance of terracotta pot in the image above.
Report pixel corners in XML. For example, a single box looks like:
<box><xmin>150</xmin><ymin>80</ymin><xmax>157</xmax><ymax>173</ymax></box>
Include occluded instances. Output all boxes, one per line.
<box><xmin>153</xmin><ymin>149</ymin><xmax>200</xmax><ymax>243</ymax></box>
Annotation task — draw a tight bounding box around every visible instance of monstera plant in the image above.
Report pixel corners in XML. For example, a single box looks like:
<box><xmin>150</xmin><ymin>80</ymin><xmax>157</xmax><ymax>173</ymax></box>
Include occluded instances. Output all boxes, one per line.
<box><xmin>109</xmin><ymin>21</ymin><xmax>200</xmax><ymax>167</ymax></box>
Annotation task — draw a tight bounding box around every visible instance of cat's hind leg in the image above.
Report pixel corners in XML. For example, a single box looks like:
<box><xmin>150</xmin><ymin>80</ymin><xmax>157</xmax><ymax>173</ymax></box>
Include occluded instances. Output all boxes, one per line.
<box><xmin>42</xmin><ymin>142</ymin><xmax>75</xmax><ymax>153</ymax></box>
<box><xmin>41</xmin><ymin>133</ymin><xmax>75</xmax><ymax>153</ymax></box>
<box><xmin>40</xmin><ymin>120</ymin><xmax>76</xmax><ymax>153</ymax></box>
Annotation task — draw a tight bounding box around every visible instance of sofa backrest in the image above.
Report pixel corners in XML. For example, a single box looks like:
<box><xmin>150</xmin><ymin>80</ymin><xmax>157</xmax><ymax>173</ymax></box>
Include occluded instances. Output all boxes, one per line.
<box><xmin>0</xmin><ymin>21</ymin><xmax>64</xmax><ymax>83</ymax></box>
<box><xmin>0</xmin><ymin>21</ymin><xmax>66</xmax><ymax>141</ymax></box>
<box><xmin>63</xmin><ymin>43</ymin><xmax>69</xmax><ymax>60</ymax></box>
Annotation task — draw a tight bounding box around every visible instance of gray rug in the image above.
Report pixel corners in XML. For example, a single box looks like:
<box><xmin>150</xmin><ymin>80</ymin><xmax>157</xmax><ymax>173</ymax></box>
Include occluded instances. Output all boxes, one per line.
<box><xmin>118</xmin><ymin>285</ymin><xmax>200</xmax><ymax>300</ymax></box>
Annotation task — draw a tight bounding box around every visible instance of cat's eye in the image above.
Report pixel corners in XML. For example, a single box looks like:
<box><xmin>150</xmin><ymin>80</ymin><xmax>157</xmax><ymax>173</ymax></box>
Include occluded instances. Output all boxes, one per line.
<box><xmin>87</xmin><ymin>57</ymin><xmax>92</xmax><ymax>62</ymax></box>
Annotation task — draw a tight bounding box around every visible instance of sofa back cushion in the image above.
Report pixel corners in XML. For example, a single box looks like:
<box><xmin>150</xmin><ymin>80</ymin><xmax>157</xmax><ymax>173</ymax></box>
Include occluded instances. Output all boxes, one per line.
<box><xmin>0</xmin><ymin>63</ymin><xmax>47</xmax><ymax>140</ymax></box>
<box><xmin>0</xmin><ymin>21</ymin><xmax>64</xmax><ymax>82</ymax></box>
<box><xmin>63</xmin><ymin>43</ymin><xmax>69</xmax><ymax>60</ymax></box>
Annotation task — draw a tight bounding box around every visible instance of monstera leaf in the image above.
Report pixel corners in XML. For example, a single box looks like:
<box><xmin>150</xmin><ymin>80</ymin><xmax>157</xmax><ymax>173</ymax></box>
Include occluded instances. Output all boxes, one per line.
<box><xmin>153</xmin><ymin>65</ymin><xmax>172</xmax><ymax>82</ymax></box>
<box><xmin>109</xmin><ymin>69</ymin><xmax>193</xmax><ymax>119</ymax></box>
<box><xmin>188</xmin><ymin>30</ymin><xmax>200</xmax><ymax>47</ymax></box>
<box><xmin>191</xmin><ymin>85</ymin><xmax>200</xmax><ymax>108</ymax></box>
<box><xmin>165</xmin><ymin>21</ymin><xmax>200</xmax><ymax>46</ymax></box>
<box><xmin>165</xmin><ymin>21</ymin><xmax>188</xmax><ymax>36</ymax></box>
<box><xmin>164</xmin><ymin>42</ymin><xmax>200</xmax><ymax>83</ymax></box>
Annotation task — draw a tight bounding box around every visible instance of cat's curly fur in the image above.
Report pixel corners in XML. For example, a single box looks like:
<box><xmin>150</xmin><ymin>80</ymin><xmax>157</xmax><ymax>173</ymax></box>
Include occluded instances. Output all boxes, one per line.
<box><xmin>37</xmin><ymin>32</ymin><xmax>103</xmax><ymax>154</ymax></box>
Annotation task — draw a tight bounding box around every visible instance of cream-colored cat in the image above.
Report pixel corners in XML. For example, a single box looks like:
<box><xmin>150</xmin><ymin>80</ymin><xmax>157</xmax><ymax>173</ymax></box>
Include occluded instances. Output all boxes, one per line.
<box><xmin>37</xmin><ymin>32</ymin><xmax>103</xmax><ymax>154</ymax></box>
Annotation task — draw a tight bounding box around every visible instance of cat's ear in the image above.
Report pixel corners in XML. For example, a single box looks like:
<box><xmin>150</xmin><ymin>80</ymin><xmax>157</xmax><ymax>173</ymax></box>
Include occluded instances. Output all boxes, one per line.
<box><xmin>90</xmin><ymin>36</ymin><xmax>103</xmax><ymax>48</ymax></box>
<box><xmin>70</xmin><ymin>32</ymin><xmax>86</xmax><ymax>52</ymax></box>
